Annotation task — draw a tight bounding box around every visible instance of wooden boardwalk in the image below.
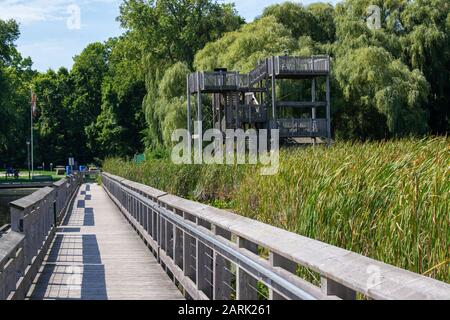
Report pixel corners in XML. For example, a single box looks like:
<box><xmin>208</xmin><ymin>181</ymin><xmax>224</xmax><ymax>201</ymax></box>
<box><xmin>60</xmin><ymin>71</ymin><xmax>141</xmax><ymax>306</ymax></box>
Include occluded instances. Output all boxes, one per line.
<box><xmin>26</xmin><ymin>183</ymin><xmax>184</xmax><ymax>300</ymax></box>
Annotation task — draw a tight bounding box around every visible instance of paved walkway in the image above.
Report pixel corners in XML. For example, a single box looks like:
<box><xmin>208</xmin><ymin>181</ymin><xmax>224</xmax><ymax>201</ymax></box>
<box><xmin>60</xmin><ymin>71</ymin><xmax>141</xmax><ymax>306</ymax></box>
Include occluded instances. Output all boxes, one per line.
<box><xmin>27</xmin><ymin>183</ymin><xmax>184</xmax><ymax>300</ymax></box>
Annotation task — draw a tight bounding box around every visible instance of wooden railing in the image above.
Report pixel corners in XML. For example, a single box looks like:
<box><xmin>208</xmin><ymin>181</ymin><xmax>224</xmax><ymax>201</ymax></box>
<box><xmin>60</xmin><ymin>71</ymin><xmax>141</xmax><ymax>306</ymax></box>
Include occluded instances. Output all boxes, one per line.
<box><xmin>81</xmin><ymin>169</ymin><xmax>101</xmax><ymax>180</ymax></box>
<box><xmin>0</xmin><ymin>173</ymin><xmax>82</xmax><ymax>300</ymax></box>
<box><xmin>248</xmin><ymin>56</ymin><xmax>330</xmax><ymax>85</ymax></box>
<box><xmin>189</xmin><ymin>55</ymin><xmax>331</xmax><ymax>93</ymax></box>
<box><xmin>102</xmin><ymin>173</ymin><xmax>450</xmax><ymax>300</ymax></box>
<box><xmin>276</xmin><ymin>56</ymin><xmax>330</xmax><ymax>75</ymax></box>
<box><xmin>189</xmin><ymin>71</ymin><xmax>242</xmax><ymax>93</ymax></box>
<box><xmin>275</xmin><ymin>118</ymin><xmax>328</xmax><ymax>138</ymax></box>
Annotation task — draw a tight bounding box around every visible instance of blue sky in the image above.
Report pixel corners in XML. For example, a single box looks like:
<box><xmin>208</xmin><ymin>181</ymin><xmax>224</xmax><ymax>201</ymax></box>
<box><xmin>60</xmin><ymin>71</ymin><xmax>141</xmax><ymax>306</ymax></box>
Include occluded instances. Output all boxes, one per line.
<box><xmin>0</xmin><ymin>0</ymin><xmax>339</xmax><ymax>71</ymax></box>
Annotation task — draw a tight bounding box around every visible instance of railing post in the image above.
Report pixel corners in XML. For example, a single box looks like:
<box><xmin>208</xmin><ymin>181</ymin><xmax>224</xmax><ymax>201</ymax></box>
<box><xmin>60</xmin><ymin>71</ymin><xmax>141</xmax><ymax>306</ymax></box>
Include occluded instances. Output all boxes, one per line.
<box><xmin>10</xmin><ymin>207</ymin><xmax>24</xmax><ymax>234</ymax></box>
<box><xmin>321</xmin><ymin>276</ymin><xmax>356</xmax><ymax>300</ymax></box>
<box><xmin>183</xmin><ymin>232</ymin><xmax>196</xmax><ymax>282</ymax></box>
<box><xmin>127</xmin><ymin>194</ymin><xmax>130</xmax><ymax>215</ymax></box>
<box><xmin>137</xmin><ymin>200</ymin><xmax>141</xmax><ymax>225</ymax></box>
<box><xmin>166</xmin><ymin>221</ymin><xmax>174</xmax><ymax>259</ymax></box>
<box><xmin>197</xmin><ymin>71</ymin><xmax>202</xmax><ymax>122</ymax></box>
<box><xmin>133</xmin><ymin>196</ymin><xmax>137</xmax><ymax>220</ymax></box>
<box><xmin>269</xmin><ymin>252</ymin><xmax>297</xmax><ymax>300</ymax></box>
<box><xmin>53</xmin><ymin>200</ymin><xmax>57</xmax><ymax>227</ymax></box>
<box><xmin>196</xmin><ymin>240</ymin><xmax>212</xmax><ymax>298</ymax></box>
<box><xmin>236</xmin><ymin>237</ymin><xmax>259</xmax><ymax>300</ymax></box>
<box><xmin>152</xmin><ymin>209</ymin><xmax>157</xmax><ymax>241</ymax></box>
<box><xmin>187</xmin><ymin>75</ymin><xmax>192</xmax><ymax>137</ymax></box>
<box><xmin>271</xmin><ymin>56</ymin><xmax>277</xmax><ymax>125</ymax></box>
<box><xmin>143</xmin><ymin>204</ymin><xmax>148</xmax><ymax>232</ymax></box>
<box><xmin>160</xmin><ymin>216</ymin><xmax>166</xmax><ymax>252</ymax></box>
<box><xmin>326</xmin><ymin>75</ymin><xmax>331</xmax><ymax>141</ymax></box>
<box><xmin>174</xmin><ymin>225</ymin><xmax>183</xmax><ymax>269</ymax></box>
<box><xmin>141</xmin><ymin>200</ymin><xmax>145</xmax><ymax>226</ymax></box>
<box><xmin>183</xmin><ymin>213</ymin><xmax>197</xmax><ymax>283</ymax></box>
<box><xmin>213</xmin><ymin>226</ymin><xmax>233</xmax><ymax>300</ymax></box>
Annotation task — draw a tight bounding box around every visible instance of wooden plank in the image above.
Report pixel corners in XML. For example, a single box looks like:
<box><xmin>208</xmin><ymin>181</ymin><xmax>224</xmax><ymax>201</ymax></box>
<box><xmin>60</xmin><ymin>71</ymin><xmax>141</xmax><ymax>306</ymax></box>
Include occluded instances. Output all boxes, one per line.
<box><xmin>27</xmin><ymin>183</ymin><xmax>184</xmax><ymax>301</ymax></box>
<box><xmin>276</xmin><ymin>101</ymin><xmax>327</xmax><ymax>108</ymax></box>
<box><xmin>158</xmin><ymin>194</ymin><xmax>208</xmax><ymax>214</ymax></box>
<box><xmin>52</xmin><ymin>179</ymin><xmax>68</xmax><ymax>188</ymax></box>
<box><xmin>123</xmin><ymin>180</ymin><xmax>167</xmax><ymax>199</ymax></box>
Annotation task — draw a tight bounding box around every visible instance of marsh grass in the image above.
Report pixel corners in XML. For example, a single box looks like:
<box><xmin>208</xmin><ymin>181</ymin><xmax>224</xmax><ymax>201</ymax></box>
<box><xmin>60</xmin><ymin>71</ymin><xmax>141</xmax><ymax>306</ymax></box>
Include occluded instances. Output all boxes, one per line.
<box><xmin>104</xmin><ymin>138</ymin><xmax>449</xmax><ymax>282</ymax></box>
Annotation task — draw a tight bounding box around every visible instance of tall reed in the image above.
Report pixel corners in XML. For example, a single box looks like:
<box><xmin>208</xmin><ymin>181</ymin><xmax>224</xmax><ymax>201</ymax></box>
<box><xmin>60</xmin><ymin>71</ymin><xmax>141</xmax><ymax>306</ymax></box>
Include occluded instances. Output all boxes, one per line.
<box><xmin>104</xmin><ymin>138</ymin><xmax>449</xmax><ymax>282</ymax></box>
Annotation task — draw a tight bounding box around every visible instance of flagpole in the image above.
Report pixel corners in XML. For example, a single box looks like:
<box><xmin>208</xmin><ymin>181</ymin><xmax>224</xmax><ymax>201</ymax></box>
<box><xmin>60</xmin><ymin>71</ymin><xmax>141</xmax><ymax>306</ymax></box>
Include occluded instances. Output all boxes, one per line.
<box><xmin>30</xmin><ymin>90</ymin><xmax>34</xmax><ymax>178</ymax></box>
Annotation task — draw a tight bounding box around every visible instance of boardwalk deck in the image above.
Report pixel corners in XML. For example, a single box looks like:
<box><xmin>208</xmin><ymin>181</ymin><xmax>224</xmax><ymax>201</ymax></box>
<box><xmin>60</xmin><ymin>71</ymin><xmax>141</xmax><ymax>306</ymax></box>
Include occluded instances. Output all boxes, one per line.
<box><xmin>26</xmin><ymin>183</ymin><xmax>184</xmax><ymax>300</ymax></box>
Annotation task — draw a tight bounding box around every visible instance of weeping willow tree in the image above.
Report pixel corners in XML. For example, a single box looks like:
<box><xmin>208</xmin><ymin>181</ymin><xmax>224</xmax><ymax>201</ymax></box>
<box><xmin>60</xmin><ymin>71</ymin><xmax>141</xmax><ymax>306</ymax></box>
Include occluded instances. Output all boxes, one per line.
<box><xmin>333</xmin><ymin>0</ymin><xmax>449</xmax><ymax>136</ymax></box>
<box><xmin>194</xmin><ymin>16</ymin><xmax>296</xmax><ymax>73</ymax></box>
<box><xmin>142</xmin><ymin>60</ymin><xmax>190</xmax><ymax>148</ymax></box>
<box><xmin>399</xmin><ymin>0</ymin><xmax>450</xmax><ymax>134</ymax></box>
<box><xmin>334</xmin><ymin>46</ymin><xmax>429</xmax><ymax>138</ymax></box>
<box><xmin>141</xmin><ymin>0</ymin><xmax>448</xmax><ymax>150</ymax></box>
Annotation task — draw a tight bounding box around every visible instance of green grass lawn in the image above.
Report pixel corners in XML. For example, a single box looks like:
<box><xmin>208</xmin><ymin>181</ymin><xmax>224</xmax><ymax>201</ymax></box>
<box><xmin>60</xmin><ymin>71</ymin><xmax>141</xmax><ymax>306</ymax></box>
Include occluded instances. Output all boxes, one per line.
<box><xmin>0</xmin><ymin>169</ymin><xmax>65</xmax><ymax>183</ymax></box>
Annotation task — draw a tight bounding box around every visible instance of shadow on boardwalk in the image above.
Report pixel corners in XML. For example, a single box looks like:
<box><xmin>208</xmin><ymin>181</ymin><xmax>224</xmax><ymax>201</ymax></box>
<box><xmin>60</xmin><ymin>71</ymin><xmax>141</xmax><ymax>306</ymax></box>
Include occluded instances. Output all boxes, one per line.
<box><xmin>28</xmin><ymin>183</ymin><xmax>183</xmax><ymax>300</ymax></box>
<box><xmin>31</xmin><ymin>234</ymin><xmax>107</xmax><ymax>300</ymax></box>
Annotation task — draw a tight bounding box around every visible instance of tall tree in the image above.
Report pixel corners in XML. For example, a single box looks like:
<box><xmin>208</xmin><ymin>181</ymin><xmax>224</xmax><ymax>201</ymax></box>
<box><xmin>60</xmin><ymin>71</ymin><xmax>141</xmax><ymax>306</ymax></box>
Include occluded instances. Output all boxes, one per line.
<box><xmin>143</xmin><ymin>62</ymin><xmax>190</xmax><ymax>147</ymax></box>
<box><xmin>194</xmin><ymin>16</ymin><xmax>296</xmax><ymax>72</ymax></box>
<box><xmin>0</xmin><ymin>19</ymin><xmax>34</xmax><ymax>167</ymax></box>
<box><xmin>333</xmin><ymin>46</ymin><xmax>429</xmax><ymax>138</ymax></box>
<box><xmin>334</xmin><ymin>0</ymin><xmax>449</xmax><ymax>135</ymax></box>
<box><xmin>32</xmin><ymin>68</ymin><xmax>72</xmax><ymax>165</ymax></box>
<box><xmin>66</xmin><ymin>42</ymin><xmax>110</xmax><ymax>162</ymax></box>
<box><xmin>400</xmin><ymin>0</ymin><xmax>450</xmax><ymax>134</ymax></box>
<box><xmin>120</xmin><ymin>0</ymin><xmax>244</xmax><ymax>148</ymax></box>
<box><xmin>262</xmin><ymin>2</ymin><xmax>336</xmax><ymax>43</ymax></box>
<box><xmin>86</xmin><ymin>35</ymin><xmax>147</xmax><ymax>159</ymax></box>
<box><xmin>119</xmin><ymin>0</ymin><xmax>244</xmax><ymax>67</ymax></box>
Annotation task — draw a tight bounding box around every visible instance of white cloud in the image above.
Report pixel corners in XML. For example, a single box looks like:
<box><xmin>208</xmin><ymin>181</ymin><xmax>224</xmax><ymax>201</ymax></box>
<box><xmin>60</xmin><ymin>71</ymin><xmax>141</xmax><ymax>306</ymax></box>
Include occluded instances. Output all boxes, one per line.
<box><xmin>1</xmin><ymin>0</ymin><xmax>340</xmax><ymax>25</ymax></box>
<box><xmin>0</xmin><ymin>0</ymin><xmax>119</xmax><ymax>25</ymax></box>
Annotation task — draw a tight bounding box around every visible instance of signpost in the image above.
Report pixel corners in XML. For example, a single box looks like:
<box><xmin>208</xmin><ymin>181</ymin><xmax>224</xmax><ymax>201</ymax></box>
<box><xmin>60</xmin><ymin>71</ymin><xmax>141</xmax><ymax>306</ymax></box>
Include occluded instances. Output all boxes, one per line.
<box><xmin>26</xmin><ymin>140</ymin><xmax>31</xmax><ymax>180</ymax></box>
<box><xmin>30</xmin><ymin>91</ymin><xmax>37</xmax><ymax>178</ymax></box>
<box><xmin>69</xmin><ymin>157</ymin><xmax>75</xmax><ymax>173</ymax></box>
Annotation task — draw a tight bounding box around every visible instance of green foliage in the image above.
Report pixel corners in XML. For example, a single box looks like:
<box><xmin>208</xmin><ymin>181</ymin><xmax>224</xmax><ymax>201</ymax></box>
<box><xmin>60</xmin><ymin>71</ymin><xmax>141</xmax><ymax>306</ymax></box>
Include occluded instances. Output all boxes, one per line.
<box><xmin>194</xmin><ymin>16</ymin><xmax>296</xmax><ymax>72</ymax></box>
<box><xmin>0</xmin><ymin>19</ymin><xmax>34</xmax><ymax>167</ymax></box>
<box><xmin>2</xmin><ymin>0</ymin><xmax>450</xmax><ymax>167</ymax></box>
<box><xmin>119</xmin><ymin>0</ymin><xmax>244</xmax><ymax>153</ymax></box>
<box><xmin>1</xmin><ymin>2</ymin><xmax>449</xmax><ymax>285</ymax></box>
<box><xmin>195</xmin><ymin>0</ymin><xmax>449</xmax><ymax>139</ymax></box>
<box><xmin>66</xmin><ymin>42</ymin><xmax>110</xmax><ymax>163</ymax></box>
<box><xmin>399</xmin><ymin>0</ymin><xmax>450</xmax><ymax>133</ymax></box>
<box><xmin>32</xmin><ymin>68</ymin><xmax>72</xmax><ymax>164</ymax></box>
<box><xmin>70</xmin><ymin>42</ymin><xmax>109</xmax><ymax>121</ymax></box>
<box><xmin>104</xmin><ymin>138</ymin><xmax>450</xmax><ymax>283</ymax></box>
<box><xmin>262</xmin><ymin>2</ymin><xmax>335</xmax><ymax>43</ymax></box>
<box><xmin>143</xmin><ymin>62</ymin><xmax>190</xmax><ymax>147</ymax></box>
<box><xmin>307</xmin><ymin>3</ymin><xmax>336</xmax><ymax>43</ymax></box>
<box><xmin>158</xmin><ymin>62</ymin><xmax>189</xmax><ymax>99</ymax></box>
<box><xmin>333</xmin><ymin>0</ymin><xmax>450</xmax><ymax>135</ymax></box>
<box><xmin>0</xmin><ymin>19</ymin><xmax>20</xmax><ymax>66</ymax></box>
<box><xmin>119</xmin><ymin>0</ymin><xmax>244</xmax><ymax>67</ymax></box>
<box><xmin>83</xmin><ymin>35</ymin><xmax>147</xmax><ymax>160</ymax></box>
<box><xmin>334</xmin><ymin>46</ymin><xmax>429</xmax><ymax>137</ymax></box>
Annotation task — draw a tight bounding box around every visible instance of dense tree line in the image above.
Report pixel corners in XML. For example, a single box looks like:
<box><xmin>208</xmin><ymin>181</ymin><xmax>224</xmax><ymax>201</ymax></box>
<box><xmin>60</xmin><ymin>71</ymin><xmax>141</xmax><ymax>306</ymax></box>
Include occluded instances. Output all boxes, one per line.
<box><xmin>0</xmin><ymin>19</ymin><xmax>34</xmax><ymax>167</ymax></box>
<box><xmin>195</xmin><ymin>0</ymin><xmax>449</xmax><ymax>140</ymax></box>
<box><xmin>0</xmin><ymin>0</ymin><xmax>448</xmax><ymax>168</ymax></box>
